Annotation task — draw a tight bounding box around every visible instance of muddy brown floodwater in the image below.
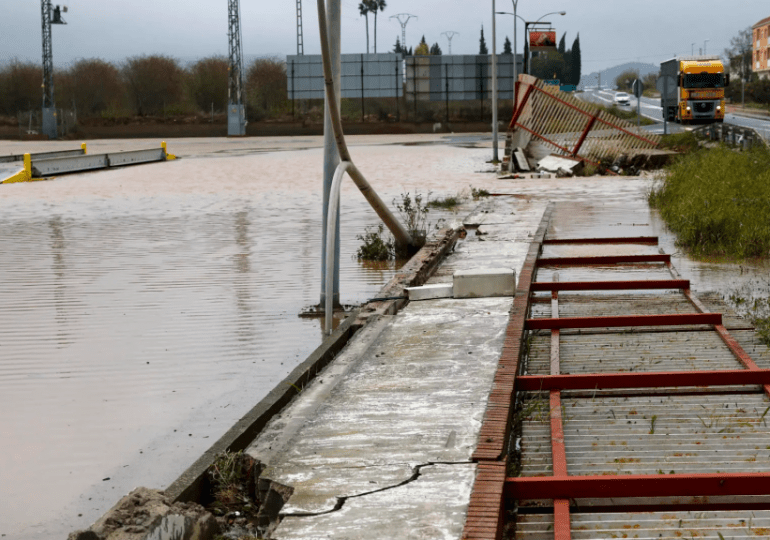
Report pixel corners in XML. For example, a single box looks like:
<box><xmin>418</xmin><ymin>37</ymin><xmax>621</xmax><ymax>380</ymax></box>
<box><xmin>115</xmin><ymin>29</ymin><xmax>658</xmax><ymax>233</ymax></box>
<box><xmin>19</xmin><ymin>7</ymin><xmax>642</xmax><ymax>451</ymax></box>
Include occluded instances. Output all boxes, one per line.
<box><xmin>0</xmin><ymin>135</ymin><xmax>498</xmax><ymax>539</ymax></box>
<box><xmin>2</xmin><ymin>135</ymin><xmax>768</xmax><ymax>539</ymax></box>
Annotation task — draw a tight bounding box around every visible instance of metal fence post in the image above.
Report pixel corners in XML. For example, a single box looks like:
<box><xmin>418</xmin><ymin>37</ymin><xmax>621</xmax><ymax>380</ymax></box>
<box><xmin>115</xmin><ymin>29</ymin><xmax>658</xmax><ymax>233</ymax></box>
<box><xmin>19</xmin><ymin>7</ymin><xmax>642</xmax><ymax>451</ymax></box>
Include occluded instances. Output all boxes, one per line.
<box><xmin>395</xmin><ymin>63</ymin><xmax>400</xmax><ymax>122</ymax></box>
<box><xmin>291</xmin><ymin>60</ymin><xmax>295</xmax><ymax>118</ymax></box>
<box><xmin>445</xmin><ymin>63</ymin><xmax>449</xmax><ymax>125</ymax></box>
<box><xmin>413</xmin><ymin>57</ymin><xmax>417</xmax><ymax>120</ymax></box>
<box><xmin>360</xmin><ymin>54</ymin><xmax>365</xmax><ymax>122</ymax></box>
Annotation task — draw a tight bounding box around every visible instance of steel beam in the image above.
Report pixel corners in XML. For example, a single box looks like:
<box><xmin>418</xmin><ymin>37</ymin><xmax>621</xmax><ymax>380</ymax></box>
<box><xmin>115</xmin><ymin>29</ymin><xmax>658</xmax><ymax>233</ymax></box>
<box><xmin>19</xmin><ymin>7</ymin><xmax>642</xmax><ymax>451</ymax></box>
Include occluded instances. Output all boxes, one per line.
<box><xmin>543</xmin><ymin>236</ymin><xmax>658</xmax><ymax>245</ymax></box>
<box><xmin>518</xmin><ymin>369</ymin><xmax>770</xmax><ymax>391</ymax></box>
<box><xmin>506</xmin><ymin>472</ymin><xmax>770</xmax><ymax>500</ymax></box>
<box><xmin>526</xmin><ymin>313</ymin><xmax>722</xmax><ymax>330</ymax></box>
<box><xmin>538</xmin><ymin>254</ymin><xmax>670</xmax><ymax>266</ymax></box>
<box><xmin>531</xmin><ymin>280</ymin><xmax>690</xmax><ymax>292</ymax></box>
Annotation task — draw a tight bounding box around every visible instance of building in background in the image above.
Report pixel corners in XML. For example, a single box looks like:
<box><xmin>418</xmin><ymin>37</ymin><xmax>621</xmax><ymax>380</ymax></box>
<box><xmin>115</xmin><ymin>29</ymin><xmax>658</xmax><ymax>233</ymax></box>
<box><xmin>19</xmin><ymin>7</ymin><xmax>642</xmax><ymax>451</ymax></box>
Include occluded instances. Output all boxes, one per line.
<box><xmin>753</xmin><ymin>16</ymin><xmax>770</xmax><ymax>79</ymax></box>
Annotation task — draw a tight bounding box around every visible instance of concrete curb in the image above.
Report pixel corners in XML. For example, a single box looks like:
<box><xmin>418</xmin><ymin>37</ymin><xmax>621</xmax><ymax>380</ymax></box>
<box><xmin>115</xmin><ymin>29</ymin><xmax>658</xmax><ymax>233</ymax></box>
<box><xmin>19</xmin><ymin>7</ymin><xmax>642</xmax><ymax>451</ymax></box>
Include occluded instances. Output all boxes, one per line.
<box><xmin>164</xmin><ymin>225</ymin><xmax>463</xmax><ymax>505</ymax></box>
<box><xmin>164</xmin><ymin>312</ymin><xmax>358</xmax><ymax>503</ymax></box>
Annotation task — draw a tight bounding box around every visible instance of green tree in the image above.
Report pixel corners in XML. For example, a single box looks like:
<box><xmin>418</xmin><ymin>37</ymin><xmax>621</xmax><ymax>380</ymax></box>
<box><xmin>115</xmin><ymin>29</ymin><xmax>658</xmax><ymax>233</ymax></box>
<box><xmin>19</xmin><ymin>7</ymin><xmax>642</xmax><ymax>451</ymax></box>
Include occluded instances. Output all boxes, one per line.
<box><xmin>479</xmin><ymin>26</ymin><xmax>488</xmax><ymax>55</ymax></box>
<box><xmin>415</xmin><ymin>35</ymin><xmax>429</xmax><ymax>56</ymax></box>
<box><xmin>558</xmin><ymin>33</ymin><xmax>566</xmax><ymax>55</ymax></box>
<box><xmin>503</xmin><ymin>36</ymin><xmax>512</xmax><ymax>55</ymax></box>
<box><xmin>570</xmin><ymin>34</ymin><xmax>581</xmax><ymax>86</ymax></box>
<box><xmin>430</xmin><ymin>43</ymin><xmax>442</xmax><ymax>55</ymax></box>
<box><xmin>530</xmin><ymin>52</ymin><xmax>566</xmax><ymax>81</ymax></box>
<box><xmin>393</xmin><ymin>37</ymin><xmax>403</xmax><ymax>55</ymax></box>
<box><xmin>370</xmin><ymin>0</ymin><xmax>387</xmax><ymax>53</ymax></box>
<box><xmin>188</xmin><ymin>56</ymin><xmax>228</xmax><ymax>113</ymax></box>
<box><xmin>642</xmin><ymin>71</ymin><xmax>658</xmax><ymax>92</ymax></box>
<box><xmin>615</xmin><ymin>68</ymin><xmax>640</xmax><ymax>92</ymax></box>
<box><xmin>123</xmin><ymin>55</ymin><xmax>185</xmax><ymax>116</ymax></box>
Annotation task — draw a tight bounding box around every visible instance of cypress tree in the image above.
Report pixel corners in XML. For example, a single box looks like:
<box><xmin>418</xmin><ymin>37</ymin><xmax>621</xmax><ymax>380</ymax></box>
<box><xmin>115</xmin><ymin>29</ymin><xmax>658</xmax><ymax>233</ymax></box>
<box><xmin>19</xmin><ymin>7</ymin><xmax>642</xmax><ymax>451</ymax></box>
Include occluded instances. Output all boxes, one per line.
<box><xmin>393</xmin><ymin>37</ymin><xmax>403</xmax><ymax>54</ymax></box>
<box><xmin>558</xmin><ymin>33</ymin><xmax>566</xmax><ymax>55</ymax></box>
<box><xmin>479</xmin><ymin>26</ymin><xmax>489</xmax><ymax>54</ymax></box>
<box><xmin>570</xmin><ymin>33</ymin><xmax>581</xmax><ymax>86</ymax></box>
<box><xmin>503</xmin><ymin>37</ymin><xmax>512</xmax><ymax>55</ymax></box>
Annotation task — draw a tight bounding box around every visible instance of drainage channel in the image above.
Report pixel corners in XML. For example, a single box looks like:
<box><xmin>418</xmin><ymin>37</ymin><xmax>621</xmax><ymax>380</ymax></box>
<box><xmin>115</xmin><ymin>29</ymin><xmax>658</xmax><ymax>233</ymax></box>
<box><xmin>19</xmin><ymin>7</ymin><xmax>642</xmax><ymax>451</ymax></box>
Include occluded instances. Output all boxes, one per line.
<box><xmin>463</xmin><ymin>207</ymin><xmax>770</xmax><ymax>539</ymax></box>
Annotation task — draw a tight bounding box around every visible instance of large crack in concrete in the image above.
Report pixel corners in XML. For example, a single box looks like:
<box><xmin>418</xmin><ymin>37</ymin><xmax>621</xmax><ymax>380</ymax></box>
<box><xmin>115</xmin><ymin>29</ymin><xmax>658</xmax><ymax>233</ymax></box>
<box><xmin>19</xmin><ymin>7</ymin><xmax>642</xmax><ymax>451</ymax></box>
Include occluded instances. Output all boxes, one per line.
<box><xmin>276</xmin><ymin>460</ymin><xmax>474</xmax><ymax>520</ymax></box>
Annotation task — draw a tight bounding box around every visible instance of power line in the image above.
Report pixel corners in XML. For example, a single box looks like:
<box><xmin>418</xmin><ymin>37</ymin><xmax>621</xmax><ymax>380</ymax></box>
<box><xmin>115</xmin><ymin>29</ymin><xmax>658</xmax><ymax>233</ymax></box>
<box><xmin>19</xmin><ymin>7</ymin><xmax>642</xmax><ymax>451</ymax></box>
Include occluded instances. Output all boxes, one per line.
<box><xmin>390</xmin><ymin>13</ymin><xmax>417</xmax><ymax>50</ymax></box>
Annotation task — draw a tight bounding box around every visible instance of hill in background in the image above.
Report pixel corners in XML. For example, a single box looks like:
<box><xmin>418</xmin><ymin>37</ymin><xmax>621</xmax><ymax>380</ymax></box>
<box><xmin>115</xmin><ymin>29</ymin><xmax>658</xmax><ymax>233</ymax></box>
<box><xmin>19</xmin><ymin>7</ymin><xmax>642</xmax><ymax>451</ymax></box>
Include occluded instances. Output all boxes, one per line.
<box><xmin>580</xmin><ymin>62</ymin><xmax>658</xmax><ymax>89</ymax></box>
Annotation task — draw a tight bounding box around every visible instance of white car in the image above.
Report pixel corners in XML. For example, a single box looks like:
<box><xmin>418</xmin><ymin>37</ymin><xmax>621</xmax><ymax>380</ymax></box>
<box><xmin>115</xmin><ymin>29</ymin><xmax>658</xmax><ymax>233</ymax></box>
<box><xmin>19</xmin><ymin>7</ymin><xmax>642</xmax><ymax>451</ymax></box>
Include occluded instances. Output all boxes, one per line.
<box><xmin>614</xmin><ymin>92</ymin><xmax>630</xmax><ymax>105</ymax></box>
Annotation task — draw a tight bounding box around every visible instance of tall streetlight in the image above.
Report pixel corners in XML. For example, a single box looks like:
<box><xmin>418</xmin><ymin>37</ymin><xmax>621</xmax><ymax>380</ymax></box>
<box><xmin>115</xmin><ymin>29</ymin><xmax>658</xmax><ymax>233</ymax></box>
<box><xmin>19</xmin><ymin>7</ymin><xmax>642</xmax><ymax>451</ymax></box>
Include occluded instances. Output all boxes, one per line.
<box><xmin>496</xmin><ymin>9</ymin><xmax>524</xmax><ymax>107</ymax></box>
<box><xmin>492</xmin><ymin>0</ymin><xmax>499</xmax><ymax>162</ymax></box>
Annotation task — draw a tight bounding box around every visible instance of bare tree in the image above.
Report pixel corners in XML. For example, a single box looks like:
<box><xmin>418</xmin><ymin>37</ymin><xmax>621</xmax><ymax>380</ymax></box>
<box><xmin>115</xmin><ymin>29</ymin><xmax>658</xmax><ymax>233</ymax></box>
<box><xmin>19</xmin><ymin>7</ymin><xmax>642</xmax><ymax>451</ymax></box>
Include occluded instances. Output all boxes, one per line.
<box><xmin>123</xmin><ymin>55</ymin><xmax>186</xmax><ymax>116</ymax></box>
<box><xmin>245</xmin><ymin>58</ymin><xmax>287</xmax><ymax>120</ymax></box>
<box><xmin>0</xmin><ymin>61</ymin><xmax>41</xmax><ymax>115</ymax></box>
<box><xmin>723</xmin><ymin>27</ymin><xmax>752</xmax><ymax>82</ymax></box>
<box><xmin>188</xmin><ymin>56</ymin><xmax>229</xmax><ymax>113</ymax></box>
<box><xmin>59</xmin><ymin>59</ymin><xmax>126</xmax><ymax>117</ymax></box>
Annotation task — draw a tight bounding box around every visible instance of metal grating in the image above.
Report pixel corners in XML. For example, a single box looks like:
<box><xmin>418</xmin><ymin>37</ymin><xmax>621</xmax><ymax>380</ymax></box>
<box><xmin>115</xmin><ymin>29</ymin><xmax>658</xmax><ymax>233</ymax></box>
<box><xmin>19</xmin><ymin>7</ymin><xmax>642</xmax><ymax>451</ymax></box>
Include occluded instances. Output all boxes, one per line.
<box><xmin>463</xmin><ymin>224</ymin><xmax>770</xmax><ymax>540</ymax></box>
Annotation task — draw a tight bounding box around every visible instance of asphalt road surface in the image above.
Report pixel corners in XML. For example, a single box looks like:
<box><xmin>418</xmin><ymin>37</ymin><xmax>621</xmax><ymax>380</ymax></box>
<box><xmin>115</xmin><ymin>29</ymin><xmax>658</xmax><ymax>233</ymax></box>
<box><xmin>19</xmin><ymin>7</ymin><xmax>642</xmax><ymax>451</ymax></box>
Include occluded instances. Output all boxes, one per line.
<box><xmin>578</xmin><ymin>88</ymin><xmax>770</xmax><ymax>139</ymax></box>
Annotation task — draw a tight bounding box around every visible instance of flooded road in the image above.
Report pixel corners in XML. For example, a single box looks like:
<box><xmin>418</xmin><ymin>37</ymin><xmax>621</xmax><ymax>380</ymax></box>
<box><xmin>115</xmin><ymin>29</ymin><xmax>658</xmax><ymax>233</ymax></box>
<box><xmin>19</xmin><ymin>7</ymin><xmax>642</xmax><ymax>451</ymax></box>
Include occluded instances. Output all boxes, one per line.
<box><xmin>1</xmin><ymin>135</ymin><xmax>767</xmax><ymax>539</ymax></box>
<box><xmin>0</xmin><ymin>136</ymin><xmax>496</xmax><ymax>539</ymax></box>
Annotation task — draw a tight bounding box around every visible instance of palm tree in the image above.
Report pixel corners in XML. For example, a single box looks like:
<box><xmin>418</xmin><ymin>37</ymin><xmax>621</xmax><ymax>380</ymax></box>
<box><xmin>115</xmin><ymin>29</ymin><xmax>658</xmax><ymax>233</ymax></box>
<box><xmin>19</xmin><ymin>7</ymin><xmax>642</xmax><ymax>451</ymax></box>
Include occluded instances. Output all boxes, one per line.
<box><xmin>371</xmin><ymin>0</ymin><xmax>387</xmax><ymax>54</ymax></box>
<box><xmin>358</xmin><ymin>2</ymin><xmax>371</xmax><ymax>53</ymax></box>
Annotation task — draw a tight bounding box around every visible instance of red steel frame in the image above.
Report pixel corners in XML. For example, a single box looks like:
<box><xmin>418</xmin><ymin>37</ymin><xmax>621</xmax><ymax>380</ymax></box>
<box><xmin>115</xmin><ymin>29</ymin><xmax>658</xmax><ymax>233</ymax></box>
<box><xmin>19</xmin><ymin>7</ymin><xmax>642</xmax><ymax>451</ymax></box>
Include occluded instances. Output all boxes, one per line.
<box><xmin>463</xmin><ymin>230</ymin><xmax>770</xmax><ymax>540</ymax></box>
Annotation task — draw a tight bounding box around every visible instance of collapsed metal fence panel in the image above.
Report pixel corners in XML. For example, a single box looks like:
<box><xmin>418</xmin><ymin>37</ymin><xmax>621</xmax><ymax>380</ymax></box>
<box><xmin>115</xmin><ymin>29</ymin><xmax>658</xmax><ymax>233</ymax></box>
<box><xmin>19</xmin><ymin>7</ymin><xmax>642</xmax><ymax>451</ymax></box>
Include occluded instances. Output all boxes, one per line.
<box><xmin>507</xmin><ymin>74</ymin><xmax>661</xmax><ymax>166</ymax></box>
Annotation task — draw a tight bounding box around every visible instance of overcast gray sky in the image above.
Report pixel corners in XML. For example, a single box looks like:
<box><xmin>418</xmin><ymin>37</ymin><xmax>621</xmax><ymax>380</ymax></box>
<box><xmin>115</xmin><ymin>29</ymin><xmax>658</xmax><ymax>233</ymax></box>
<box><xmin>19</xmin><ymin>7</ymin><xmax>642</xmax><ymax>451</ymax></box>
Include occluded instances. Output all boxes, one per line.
<box><xmin>0</xmin><ymin>1</ymin><xmax>761</xmax><ymax>73</ymax></box>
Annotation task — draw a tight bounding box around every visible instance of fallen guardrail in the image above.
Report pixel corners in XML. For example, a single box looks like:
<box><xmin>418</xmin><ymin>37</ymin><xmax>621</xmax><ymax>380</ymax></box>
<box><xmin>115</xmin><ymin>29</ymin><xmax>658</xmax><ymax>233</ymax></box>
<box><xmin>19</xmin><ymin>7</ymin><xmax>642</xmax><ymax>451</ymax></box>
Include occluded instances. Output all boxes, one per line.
<box><xmin>691</xmin><ymin>122</ymin><xmax>767</xmax><ymax>149</ymax></box>
<box><xmin>1</xmin><ymin>142</ymin><xmax>176</xmax><ymax>184</ymax></box>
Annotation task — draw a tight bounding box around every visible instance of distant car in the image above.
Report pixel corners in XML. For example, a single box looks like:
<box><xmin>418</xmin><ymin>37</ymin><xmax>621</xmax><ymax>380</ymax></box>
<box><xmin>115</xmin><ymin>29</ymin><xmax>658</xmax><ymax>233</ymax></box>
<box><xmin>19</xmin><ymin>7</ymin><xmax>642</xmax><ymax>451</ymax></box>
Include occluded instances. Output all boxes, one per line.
<box><xmin>614</xmin><ymin>92</ymin><xmax>630</xmax><ymax>105</ymax></box>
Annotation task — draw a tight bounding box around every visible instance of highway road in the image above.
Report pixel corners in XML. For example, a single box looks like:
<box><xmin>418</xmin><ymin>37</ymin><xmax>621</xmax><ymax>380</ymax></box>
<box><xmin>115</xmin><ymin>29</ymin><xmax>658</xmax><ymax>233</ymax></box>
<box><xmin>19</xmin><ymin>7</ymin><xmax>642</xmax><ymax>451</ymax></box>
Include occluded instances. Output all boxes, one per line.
<box><xmin>577</xmin><ymin>88</ymin><xmax>770</xmax><ymax>139</ymax></box>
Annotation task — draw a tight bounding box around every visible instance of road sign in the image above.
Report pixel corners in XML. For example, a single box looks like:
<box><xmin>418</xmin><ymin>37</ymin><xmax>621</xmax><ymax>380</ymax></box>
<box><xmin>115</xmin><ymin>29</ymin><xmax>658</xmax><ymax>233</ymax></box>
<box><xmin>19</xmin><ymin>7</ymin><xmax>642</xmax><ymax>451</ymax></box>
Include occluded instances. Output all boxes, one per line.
<box><xmin>656</xmin><ymin>76</ymin><xmax>675</xmax><ymax>94</ymax></box>
<box><xmin>632</xmin><ymin>79</ymin><xmax>644</xmax><ymax>98</ymax></box>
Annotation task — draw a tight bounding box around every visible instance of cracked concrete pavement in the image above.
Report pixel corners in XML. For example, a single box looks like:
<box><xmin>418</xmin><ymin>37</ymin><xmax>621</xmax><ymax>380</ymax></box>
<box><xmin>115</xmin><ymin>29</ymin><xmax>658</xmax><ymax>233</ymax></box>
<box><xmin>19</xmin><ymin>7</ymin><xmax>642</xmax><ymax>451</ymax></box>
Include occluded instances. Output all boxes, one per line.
<box><xmin>246</xmin><ymin>196</ymin><xmax>548</xmax><ymax>539</ymax></box>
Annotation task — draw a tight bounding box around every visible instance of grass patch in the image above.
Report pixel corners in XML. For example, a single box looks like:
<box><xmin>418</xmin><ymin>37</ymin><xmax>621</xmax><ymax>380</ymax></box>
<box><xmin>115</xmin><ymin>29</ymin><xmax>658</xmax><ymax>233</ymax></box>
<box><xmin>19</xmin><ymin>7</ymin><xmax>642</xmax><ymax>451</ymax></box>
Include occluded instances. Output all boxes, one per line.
<box><xmin>596</xmin><ymin>103</ymin><xmax>656</xmax><ymax>126</ymax></box>
<box><xmin>426</xmin><ymin>195</ymin><xmax>462</xmax><ymax>209</ymax></box>
<box><xmin>648</xmin><ymin>145</ymin><xmax>770</xmax><ymax>259</ymax></box>
<box><xmin>471</xmin><ymin>186</ymin><xmax>490</xmax><ymax>199</ymax></box>
<box><xmin>658</xmin><ymin>131</ymin><xmax>701</xmax><ymax>153</ymax></box>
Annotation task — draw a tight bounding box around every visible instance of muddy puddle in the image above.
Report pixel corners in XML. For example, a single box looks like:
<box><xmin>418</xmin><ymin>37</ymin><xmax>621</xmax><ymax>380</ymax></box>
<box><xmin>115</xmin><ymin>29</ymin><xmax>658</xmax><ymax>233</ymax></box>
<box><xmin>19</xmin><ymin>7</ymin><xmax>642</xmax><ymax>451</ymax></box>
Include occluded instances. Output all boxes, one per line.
<box><xmin>0</xmin><ymin>139</ymin><xmax>493</xmax><ymax>539</ymax></box>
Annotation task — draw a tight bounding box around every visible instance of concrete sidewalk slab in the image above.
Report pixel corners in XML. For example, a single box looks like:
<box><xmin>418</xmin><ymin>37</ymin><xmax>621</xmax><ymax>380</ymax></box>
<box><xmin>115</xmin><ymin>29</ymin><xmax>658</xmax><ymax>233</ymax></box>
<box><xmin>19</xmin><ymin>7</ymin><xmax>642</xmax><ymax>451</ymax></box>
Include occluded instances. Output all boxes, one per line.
<box><xmin>246</xmin><ymin>197</ymin><xmax>547</xmax><ymax>539</ymax></box>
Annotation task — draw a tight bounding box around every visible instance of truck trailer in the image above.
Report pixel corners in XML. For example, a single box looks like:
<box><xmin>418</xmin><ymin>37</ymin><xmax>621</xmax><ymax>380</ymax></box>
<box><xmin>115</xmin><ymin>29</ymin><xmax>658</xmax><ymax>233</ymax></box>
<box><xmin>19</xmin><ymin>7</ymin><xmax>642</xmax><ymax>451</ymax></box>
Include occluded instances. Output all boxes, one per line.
<box><xmin>660</xmin><ymin>56</ymin><xmax>729</xmax><ymax>124</ymax></box>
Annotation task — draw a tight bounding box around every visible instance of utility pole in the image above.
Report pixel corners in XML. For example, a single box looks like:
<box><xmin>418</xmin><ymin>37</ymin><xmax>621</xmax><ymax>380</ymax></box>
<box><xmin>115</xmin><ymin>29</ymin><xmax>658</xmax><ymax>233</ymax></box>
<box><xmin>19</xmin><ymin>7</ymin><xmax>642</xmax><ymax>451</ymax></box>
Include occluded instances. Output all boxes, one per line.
<box><xmin>321</xmin><ymin>0</ymin><xmax>342</xmax><ymax>310</ymax></box>
<box><xmin>227</xmin><ymin>0</ymin><xmax>246</xmax><ymax>136</ymax></box>
<box><xmin>296</xmin><ymin>0</ymin><xmax>304</xmax><ymax>55</ymax></box>
<box><xmin>441</xmin><ymin>31</ymin><xmax>459</xmax><ymax>55</ymax></box>
<box><xmin>491</xmin><ymin>0</ymin><xmax>499</xmax><ymax>162</ymax></box>
<box><xmin>390</xmin><ymin>13</ymin><xmax>417</xmax><ymax>52</ymax></box>
<box><xmin>40</xmin><ymin>1</ymin><xmax>66</xmax><ymax>140</ymax></box>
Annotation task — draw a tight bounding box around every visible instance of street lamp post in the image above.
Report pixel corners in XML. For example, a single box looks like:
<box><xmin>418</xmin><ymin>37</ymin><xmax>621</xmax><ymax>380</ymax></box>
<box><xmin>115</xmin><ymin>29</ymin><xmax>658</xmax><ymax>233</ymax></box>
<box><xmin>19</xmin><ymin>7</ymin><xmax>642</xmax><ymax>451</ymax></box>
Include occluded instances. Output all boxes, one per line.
<box><xmin>524</xmin><ymin>11</ymin><xmax>565</xmax><ymax>76</ymax></box>
<box><xmin>492</xmin><ymin>0</ymin><xmax>499</xmax><ymax>162</ymax></box>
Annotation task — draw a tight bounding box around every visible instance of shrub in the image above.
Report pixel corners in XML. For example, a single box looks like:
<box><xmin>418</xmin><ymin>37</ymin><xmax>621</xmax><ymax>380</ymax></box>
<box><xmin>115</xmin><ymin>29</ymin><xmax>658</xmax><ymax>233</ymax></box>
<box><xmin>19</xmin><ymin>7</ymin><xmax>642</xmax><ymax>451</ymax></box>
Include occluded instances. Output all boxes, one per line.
<box><xmin>648</xmin><ymin>145</ymin><xmax>770</xmax><ymax>259</ymax></box>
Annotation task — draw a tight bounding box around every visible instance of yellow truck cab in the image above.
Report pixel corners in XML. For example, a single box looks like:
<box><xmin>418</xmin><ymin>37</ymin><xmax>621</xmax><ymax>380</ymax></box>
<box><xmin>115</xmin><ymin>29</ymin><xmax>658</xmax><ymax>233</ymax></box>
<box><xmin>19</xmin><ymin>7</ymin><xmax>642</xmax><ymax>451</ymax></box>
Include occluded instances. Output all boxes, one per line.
<box><xmin>660</xmin><ymin>56</ymin><xmax>729</xmax><ymax>124</ymax></box>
